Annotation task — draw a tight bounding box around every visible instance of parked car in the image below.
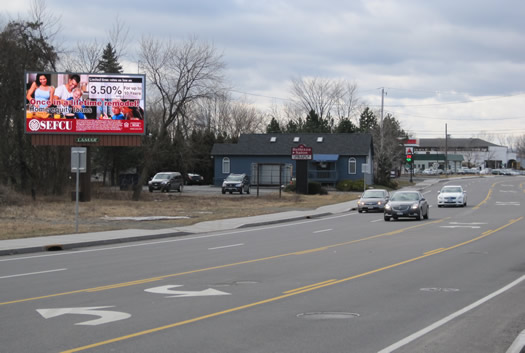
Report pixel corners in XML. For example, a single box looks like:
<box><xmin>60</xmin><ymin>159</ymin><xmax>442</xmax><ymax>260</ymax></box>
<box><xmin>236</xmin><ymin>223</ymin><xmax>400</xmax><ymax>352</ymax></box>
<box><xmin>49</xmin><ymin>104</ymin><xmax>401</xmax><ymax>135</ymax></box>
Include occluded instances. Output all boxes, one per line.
<box><xmin>384</xmin><ymin>190</ymin><xmax>429</xmax><ymax>221</ymax></box>
<box><xmin>148</xmin><ymin>172</ymin><xmax>183</xmax><ymax>192</ymax></box>
<box><xmin>357</xmin><ymin>189</ymin><xmax>390</xmax><ymax>213</ymax></box>
<box><xmin>437</xmin><ymin>185</ymin><xmax>467</xmax><ymax>207</ymax></box>
<box><xmin>186</xmin><ymin>173</ymin><xmax>204</xmax><ymax>185</ymax></box>
<box><xmin>222</xmin><ymin>173</ymin><xmax>250</xmax><ymax>194</ymax></box>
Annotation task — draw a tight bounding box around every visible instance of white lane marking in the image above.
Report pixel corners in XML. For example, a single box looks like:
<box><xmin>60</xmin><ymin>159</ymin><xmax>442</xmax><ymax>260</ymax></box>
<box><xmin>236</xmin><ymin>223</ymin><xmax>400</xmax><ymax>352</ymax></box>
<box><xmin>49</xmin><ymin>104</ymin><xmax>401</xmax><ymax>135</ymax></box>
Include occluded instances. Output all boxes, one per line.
<box><xmin>0</xmin><ymin>268</ymin><xmax>67</xmax><ymax>279</ymax></box>
<box><xmin>378</xmin><ymin>274</ymin><xmax>525</xmax><ymax>353</ymax></box>
<box><xmin>506</xmin><ymin>329</ymin><xmax>525</xmax><ymax>353</ymax></box>
<box><xmin>440</xmin><ymin>226</ymin><xmax>481</xmax><ymax>229</ymax></box>
<box><xmin>371</xmin><ymin>219</ymin><xmax>383</xmax><ymax>223</ymax></box>
<box><xmin>208</xmin><ymin>243</ymin><xmax>244</xmax><ymax>250</ymax></box>
<box><xmin>37</xmin><ymin>306</ymin><xmax>130</xmax><ymax>326</ymax></box>
<box><xmin>145</xmin><ymin>285</ymin><xmax>230</xmax><ymax>298</ymax></box>
<box><xmin>0</xmin><ymin>213</ymin><xmax>357</xmax><ymax>262</ymax></box>
<box><xmin>313</xmin><ymin>229</ymin><xmax>332</xmax><ymax>234</ymax></box>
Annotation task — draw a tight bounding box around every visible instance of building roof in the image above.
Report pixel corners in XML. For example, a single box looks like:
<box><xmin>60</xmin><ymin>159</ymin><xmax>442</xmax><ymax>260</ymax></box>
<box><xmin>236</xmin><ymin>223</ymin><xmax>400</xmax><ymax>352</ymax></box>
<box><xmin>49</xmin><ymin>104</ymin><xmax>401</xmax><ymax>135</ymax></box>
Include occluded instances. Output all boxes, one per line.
<box><xmin>418</xmin><ymin>138</ymin><xmax>500</xmax><ymax>148</ymax></box>
<box><xmin>211</xmin><ymin>133</ymin><xmax>373</xmax><ymax>156</ymax></box>
<box><xmin>413</xmin><ymin>154</ymin><xmax>464</xmax><ymax>162</ymax></box>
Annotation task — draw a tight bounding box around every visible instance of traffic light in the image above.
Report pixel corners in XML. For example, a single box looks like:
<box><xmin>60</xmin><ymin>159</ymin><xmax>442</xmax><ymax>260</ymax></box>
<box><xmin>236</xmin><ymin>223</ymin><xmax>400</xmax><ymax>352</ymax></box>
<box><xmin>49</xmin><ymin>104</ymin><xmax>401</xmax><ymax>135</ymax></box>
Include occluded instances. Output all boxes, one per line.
<box><xmin>406</xmin><ymin>154</ymin><xmax>412</xmax><ymax>163</ymax></box>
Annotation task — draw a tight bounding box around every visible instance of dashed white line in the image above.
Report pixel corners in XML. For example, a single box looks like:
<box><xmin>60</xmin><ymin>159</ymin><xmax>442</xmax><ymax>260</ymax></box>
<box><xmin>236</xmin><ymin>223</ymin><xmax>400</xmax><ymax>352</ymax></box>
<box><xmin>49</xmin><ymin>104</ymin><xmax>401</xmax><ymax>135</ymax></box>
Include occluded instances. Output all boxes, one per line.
<box><xmin>0</xmin><ymin>268</ymin><xmax>67</xmax><ymax>279</ymax></box>
<box><xmin>208</xmin><ymin>243</ymin><xmax>244</xmax><ymax>250</ymax></box>
<box><xmin>313</xmin><ymin>229</ymin><xmax>333</xmax><ymax>234</ymax></box>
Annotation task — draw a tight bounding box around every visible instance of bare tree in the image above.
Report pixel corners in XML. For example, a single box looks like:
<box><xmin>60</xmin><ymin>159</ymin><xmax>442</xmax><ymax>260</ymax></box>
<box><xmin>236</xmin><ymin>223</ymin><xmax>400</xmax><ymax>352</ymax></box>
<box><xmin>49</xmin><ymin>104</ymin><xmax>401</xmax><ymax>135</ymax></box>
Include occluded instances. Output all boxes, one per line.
<box><xmin>132</xmin><ymin>36</ymin><xmax>225</xmax><ymax>200</ymax></box>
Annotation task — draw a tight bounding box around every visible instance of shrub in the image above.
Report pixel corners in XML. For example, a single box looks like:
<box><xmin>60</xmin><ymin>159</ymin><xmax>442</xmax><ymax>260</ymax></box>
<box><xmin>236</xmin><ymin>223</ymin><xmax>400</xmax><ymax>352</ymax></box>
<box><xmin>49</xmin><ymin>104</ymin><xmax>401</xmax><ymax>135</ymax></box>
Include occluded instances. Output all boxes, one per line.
<box><xmin>336</xmin><ymin>179</ymin><xmax>364</xmax><ymax>192</ymax></box>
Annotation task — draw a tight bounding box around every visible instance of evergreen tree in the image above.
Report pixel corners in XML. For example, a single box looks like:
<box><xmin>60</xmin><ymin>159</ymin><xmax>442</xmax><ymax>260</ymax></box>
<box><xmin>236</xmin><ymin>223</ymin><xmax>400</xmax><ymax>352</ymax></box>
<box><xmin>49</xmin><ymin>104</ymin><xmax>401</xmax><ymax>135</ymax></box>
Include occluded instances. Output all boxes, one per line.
<box><xmin>359</xmin><ymin>107</ymin><xmax>378</xmax><ymax>132</ymax></box>
<box><xmin>266</xmin><ymin>117</ymin><xmax>282</xmax><ymax>133</ymax></box>
<box><xmin>97</xmin><ymin>43</ymin><xmax>123</xmax><ymax>73</ymax></box>
<box><xmin>335</xmin><ymin>117</ymin><xmax>357</xmax><ymax>133</ymax></box>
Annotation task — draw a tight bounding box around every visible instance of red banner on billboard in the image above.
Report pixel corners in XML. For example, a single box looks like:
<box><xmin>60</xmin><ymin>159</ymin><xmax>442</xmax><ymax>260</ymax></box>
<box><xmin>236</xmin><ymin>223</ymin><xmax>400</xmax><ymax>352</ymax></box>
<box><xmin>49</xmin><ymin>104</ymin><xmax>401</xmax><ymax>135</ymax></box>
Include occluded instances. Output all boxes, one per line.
<box><xmin>25</xmin><ymin>72</ymin><xmax>146</xmax><ymax>135</ymax></box>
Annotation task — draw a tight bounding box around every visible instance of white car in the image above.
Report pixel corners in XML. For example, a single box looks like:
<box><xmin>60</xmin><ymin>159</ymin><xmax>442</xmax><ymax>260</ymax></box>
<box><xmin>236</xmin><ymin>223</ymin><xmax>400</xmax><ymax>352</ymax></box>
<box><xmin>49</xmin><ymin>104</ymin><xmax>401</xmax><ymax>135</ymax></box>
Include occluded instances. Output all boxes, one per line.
<box><xmin>437</xmin><ymin>185</ymin><xmax>467</xmax><ymax>207</ymax></box>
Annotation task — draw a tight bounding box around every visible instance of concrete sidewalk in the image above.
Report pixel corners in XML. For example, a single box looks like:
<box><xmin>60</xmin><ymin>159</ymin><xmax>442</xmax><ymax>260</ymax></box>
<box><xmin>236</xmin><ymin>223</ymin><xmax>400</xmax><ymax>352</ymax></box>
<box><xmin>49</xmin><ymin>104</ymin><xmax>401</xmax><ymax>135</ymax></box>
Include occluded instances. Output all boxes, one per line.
<box><xmin>0</xmin><ymin>178</ymin><xmax>445</xmax><ymax>256</ymax></box>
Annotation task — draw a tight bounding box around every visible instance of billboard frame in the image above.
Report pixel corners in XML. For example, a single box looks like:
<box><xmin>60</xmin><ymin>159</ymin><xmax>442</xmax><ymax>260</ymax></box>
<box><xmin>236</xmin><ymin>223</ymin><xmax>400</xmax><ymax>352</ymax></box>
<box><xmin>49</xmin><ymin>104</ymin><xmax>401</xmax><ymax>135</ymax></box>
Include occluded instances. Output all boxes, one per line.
<box><xmin>24</xmin><ymin>71</ymin><xmax>146</xmax><ymax>136</ymax></box>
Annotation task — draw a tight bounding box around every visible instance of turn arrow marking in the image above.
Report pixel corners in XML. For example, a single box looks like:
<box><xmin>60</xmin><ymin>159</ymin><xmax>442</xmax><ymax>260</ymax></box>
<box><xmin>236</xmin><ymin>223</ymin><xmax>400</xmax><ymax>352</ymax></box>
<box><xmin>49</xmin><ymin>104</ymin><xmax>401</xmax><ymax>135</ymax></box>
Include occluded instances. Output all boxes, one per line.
<box><xmin>145</xmin><ymin>285</ymin><xmax>231</xmax><ymax>298</ymax></box>
<box><xmin>37</xmin><ymin>306</ymin><xmax>131</xmax><ymax>326</ymax></box>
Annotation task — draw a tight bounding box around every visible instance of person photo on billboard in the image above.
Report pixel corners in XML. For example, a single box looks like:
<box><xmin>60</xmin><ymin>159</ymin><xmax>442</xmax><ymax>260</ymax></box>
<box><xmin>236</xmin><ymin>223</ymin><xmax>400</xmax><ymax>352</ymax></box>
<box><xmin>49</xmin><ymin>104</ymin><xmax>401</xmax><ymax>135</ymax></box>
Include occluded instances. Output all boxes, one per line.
<box><xmin>26</xmin><ymin>73</ymin><xmax>54</xmax><ymax>118</ymax></box>
<box><xmin>53</xmin><ymin>74</ymin><xmax>81</xmax><ymax>104</ymax></box>
<box><xmin>121</xmin><ymin>100</ymin><xmax>144</xmax><ymax>120</ymax></box>
<box><xmin>67</xmin><ymin>87</ymin><xmax>87</xmax><ymax>119</ymax></box>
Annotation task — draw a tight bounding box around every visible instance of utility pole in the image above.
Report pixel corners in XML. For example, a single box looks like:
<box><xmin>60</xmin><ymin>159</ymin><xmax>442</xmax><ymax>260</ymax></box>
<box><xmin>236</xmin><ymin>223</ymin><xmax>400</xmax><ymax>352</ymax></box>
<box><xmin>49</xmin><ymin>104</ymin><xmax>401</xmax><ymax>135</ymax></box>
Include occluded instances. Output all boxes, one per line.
<box><xmin>445</xmin><ymin>123</ymin><xmax>448</xmax><ymax>175</ymax></box>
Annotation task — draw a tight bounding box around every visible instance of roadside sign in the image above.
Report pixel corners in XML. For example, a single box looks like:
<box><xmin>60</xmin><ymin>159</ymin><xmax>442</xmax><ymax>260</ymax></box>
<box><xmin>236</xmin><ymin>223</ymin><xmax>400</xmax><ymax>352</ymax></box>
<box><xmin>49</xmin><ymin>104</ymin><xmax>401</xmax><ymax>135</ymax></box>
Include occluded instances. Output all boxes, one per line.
<box><xmin>291</xmin><ymin>144</ymin><xmax>312</xmax><ymax>160</ymax></box>
<box><xmin>71</xmin><ymin>147</ymin><xmax>87</xmax><ymax>173</ymax></box>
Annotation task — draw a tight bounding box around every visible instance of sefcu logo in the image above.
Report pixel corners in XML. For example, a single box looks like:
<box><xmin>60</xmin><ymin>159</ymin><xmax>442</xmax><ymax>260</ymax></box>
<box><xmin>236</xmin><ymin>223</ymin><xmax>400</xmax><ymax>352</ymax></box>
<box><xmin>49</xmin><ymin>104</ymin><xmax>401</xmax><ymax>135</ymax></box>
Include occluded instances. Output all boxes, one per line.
<box><xmin>28</xmin><ymin>119</ymin><xmax>73</xmax><ymax>132</ymax></box>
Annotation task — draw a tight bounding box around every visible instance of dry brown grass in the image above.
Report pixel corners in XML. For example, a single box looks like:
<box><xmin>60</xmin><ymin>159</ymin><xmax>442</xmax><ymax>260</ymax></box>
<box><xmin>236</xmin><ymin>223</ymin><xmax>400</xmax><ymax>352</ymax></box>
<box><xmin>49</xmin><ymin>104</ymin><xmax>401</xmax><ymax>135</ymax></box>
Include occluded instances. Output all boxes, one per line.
<box><xmin>0</xmin><ymin>185</ymin><xmax>359</xmax><ymax>240</ymax></box>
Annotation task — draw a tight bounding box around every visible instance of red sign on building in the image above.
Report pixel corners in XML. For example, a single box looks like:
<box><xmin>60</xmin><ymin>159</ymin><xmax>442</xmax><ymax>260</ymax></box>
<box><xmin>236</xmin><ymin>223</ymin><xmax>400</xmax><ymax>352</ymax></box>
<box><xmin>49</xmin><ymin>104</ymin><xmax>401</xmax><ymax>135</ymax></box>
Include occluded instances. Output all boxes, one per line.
<box><xmin>291</xmin><ymin>144</ymin><xmax>313</xmax><ymax>160</ymax></box>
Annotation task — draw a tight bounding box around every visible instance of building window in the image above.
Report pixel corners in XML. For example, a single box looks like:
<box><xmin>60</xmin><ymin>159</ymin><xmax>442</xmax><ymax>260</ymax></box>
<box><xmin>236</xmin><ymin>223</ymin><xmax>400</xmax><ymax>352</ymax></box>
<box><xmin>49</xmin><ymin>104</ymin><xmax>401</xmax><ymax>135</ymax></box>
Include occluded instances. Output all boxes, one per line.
<box><xmin>270</xmin><ymin>136</ymin><xmax>277</xmax><ymax>142</ymax></box>
<box><xmin>348</xmin><ymin>157</ymin><xmax>356</xmax><ymax>174</ymax></box>
<box><xmin>317</xmin><ymin>137</ymin><xmax>324</xmax><ymax>143</ymax></box>
<box><xmin>222</xmin><ymin>157</ymin><xmax>230</xmax><ymax>174</ymax></box>
<box><xmin>293</xmin><ymin>137</ymin><xmax>300</xmax><ymax>142</ymax></box>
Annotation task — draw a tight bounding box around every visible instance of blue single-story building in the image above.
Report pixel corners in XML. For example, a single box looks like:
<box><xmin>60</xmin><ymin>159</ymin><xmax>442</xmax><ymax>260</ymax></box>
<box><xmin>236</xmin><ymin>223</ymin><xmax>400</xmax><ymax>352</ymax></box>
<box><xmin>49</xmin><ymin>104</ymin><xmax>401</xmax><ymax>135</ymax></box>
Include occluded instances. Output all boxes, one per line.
<box><xmin>210</xmin><ymin>133</ymin><xmax>374</xmax><ymax>186</ymax></box>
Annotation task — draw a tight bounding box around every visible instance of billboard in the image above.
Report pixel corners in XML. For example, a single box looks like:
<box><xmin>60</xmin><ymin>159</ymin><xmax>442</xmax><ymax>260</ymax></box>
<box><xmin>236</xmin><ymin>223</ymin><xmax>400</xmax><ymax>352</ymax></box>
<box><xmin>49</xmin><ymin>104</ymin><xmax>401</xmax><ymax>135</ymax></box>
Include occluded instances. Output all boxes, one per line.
<box><xmin>25</xmin><ymin>72</ymin><xmax>145</xmax><ymax>135</ymax></box>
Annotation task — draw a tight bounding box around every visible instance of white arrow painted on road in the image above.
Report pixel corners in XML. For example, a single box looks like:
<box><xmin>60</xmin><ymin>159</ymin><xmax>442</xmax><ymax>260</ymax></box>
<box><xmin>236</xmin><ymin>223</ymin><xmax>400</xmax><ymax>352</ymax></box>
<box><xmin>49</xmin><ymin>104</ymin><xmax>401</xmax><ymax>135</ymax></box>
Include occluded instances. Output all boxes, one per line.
<box><xmin>145</xmin><ymin>285</ymin><xmax>231</xmax><ymax>298</ymax></box>
<box><xmin>37</xmin><ymin>306</ymin><xmax>130</xmax><ymax>326</ymax></box>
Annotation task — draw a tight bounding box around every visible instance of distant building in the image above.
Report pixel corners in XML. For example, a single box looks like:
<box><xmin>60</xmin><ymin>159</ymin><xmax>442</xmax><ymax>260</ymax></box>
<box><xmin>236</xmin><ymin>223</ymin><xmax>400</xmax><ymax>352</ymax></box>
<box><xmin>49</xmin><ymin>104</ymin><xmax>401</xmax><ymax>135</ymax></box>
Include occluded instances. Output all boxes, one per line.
<box><xmin>413</xmin><ymin>138</ymin><xmax>517</xmax><ymax>169</ymax></box>
<box><xmin>211</xmin><ymin>133</ymin><xmax>374</xmax><ymax>186</ymax></box>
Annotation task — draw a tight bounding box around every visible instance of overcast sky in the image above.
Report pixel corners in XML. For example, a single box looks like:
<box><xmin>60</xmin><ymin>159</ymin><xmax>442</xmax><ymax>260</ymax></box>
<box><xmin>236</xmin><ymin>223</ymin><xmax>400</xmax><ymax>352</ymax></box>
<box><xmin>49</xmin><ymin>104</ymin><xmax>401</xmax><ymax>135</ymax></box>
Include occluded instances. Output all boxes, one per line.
<box><xmin>4</xmin><ymin>0</ymin><xmax>525</xmax><ymax>141</ymax></box>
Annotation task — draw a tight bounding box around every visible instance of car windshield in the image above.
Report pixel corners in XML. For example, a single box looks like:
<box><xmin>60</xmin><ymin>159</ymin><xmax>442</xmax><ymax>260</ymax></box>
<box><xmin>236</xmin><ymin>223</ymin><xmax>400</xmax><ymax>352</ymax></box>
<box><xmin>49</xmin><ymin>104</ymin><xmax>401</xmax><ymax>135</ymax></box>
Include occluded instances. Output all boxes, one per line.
<box><xmin>153</xmin><ymin>174</ymin><xmax>171</xmax><ymax>180</ymax></box>
<box><xmin>226</xmin><ymin>175</ymin><xmax>243</xmax><ymax>182</ymax></box>
<box><xmin>362</xmin><ymin>191</ymin><xmax>385</xmax><ymax>198</ymax></box>
<box><xmin>442</xmin><ymin>187</ymin><xmax>462</xmax><ymax>193</ymax></box>
<box><xmin>391</xmin><ymin>192</ymin><xmax>419</xmax><ymax>201</ymax></box>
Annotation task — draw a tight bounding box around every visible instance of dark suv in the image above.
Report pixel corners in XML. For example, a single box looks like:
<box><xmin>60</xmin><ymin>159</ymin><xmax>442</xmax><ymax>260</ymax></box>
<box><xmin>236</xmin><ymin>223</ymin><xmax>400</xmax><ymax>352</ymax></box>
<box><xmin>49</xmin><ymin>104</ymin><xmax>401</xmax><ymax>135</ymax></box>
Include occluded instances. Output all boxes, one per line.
<box><xmin>148</xmin><ymin>172</ymin><xmax>183</xmax><ymax>192</ymax></box>
<box><xmin>222</xmin><ymin>173</ymin><xmax>250</xmax><ymax>194</ymax></box>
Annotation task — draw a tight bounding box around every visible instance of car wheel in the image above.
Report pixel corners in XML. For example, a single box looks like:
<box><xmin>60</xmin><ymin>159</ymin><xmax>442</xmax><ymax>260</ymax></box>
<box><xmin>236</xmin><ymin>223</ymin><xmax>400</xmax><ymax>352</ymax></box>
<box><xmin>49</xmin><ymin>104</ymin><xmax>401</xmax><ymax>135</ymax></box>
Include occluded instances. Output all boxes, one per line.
<box><xmin>424</xmin><ymin>208</ymin><xmax>429</xmax><ymax>219</ymax></box>
<box><xmin>149</xmin><ymin>188</ymin><xmax>153</xmax><ymax>193</ymax></box>
<box><xmin>246</xmin><ymin>187</ymin><xmax>250</xmax><ymax>194</ymax></box>
<box><xmin>239</xmin><ymin>188</ymin><xmax>243</xmax><ymax>194</ymax></box>
<box><xmin>438</xmin><ymin>205</ymin><xmax>442</xmax><ymax>208</ymax></box>
<box><xmin>229</xmin><ymin>191</ymin><xmax>233</xmax><ymax>194</ymax></box>
<box><xmin>417</xmin><ymin>209</ymin><xmax>422</xmax><ymax>220</ymax></box>
<box><xmin>178</xmin><ymin>185</ymin><xmax>183</xmax><ymax>192</ymax></box>
<box><xmin>358</xmin><ymin>210</ymin><xmax>362</xmax><ymax>213</ymax></box>
<box><xmin>384</xmin><ymin>215</ymin><xmax>390</xmax><ymax>221</ymax></box>
<box><xmin>222</xmin><ymin>189</ymin><xmax>226</xmax><ymax>194</ymax></box>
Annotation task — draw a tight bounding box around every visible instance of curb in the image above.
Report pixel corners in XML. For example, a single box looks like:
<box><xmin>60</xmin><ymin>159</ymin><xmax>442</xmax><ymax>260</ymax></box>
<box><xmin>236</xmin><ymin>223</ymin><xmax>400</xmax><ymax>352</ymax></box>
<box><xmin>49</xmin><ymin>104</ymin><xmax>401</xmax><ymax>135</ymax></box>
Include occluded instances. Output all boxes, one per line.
<box><xmin>0</xmin><ymin>231</ymin><xmax>191</xmax><ymax>256</ymax></box>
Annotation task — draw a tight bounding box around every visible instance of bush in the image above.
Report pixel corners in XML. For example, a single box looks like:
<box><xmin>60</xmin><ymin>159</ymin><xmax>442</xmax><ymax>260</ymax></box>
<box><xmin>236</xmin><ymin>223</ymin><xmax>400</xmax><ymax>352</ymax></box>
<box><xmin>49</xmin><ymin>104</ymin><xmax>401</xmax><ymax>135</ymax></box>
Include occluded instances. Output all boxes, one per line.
<box><xmin>336</xmin><ymin>179</ymin><xmax>364</xmax><ymax>192</ymax></box>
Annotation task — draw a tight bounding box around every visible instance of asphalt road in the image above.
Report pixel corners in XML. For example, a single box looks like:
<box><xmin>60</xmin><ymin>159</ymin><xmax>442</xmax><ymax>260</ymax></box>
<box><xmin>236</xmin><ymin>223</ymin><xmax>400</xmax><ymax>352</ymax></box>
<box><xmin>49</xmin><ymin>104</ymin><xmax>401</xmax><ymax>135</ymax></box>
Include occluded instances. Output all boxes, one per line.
<box><xmin>1</xmin><ymin>176</ymin><xmax>524</xmax><ymax>353</ymax></box>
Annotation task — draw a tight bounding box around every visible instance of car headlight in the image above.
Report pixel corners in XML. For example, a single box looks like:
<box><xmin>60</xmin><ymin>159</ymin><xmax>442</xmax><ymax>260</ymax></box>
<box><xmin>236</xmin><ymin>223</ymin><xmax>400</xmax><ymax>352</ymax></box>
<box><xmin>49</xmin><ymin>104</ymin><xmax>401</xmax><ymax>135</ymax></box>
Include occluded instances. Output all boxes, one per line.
<box><xmin>377</xmin><ymin>201</ymin><xmax>382</xmax><ymax>205</ymax></box>
<box><xmin>438</xmin><ymin>196</ymin><xmax>443</xmax><ymax>201</ymax></box>
<box><xmin>385</xmin><ymin>204</ymin><xmax>391</xmax><ymax>210</ymax></box>
<box><xmin>411</xmin><ymin>203</ymin><xmax>419</xmax><ymax>210</ymax></box>
<box><xmin>358</xmin><ymin>201</ymin><xmax>364</xmax><ymax>206</ymax></box>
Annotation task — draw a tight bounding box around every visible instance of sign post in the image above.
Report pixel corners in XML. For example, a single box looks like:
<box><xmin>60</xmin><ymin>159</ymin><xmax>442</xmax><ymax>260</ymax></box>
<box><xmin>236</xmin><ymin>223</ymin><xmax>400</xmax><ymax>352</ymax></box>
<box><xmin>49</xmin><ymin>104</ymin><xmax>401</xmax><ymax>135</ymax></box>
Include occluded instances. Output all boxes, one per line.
<box><xmin>291</xmin><ymin>144</ymin><xmax>313</xmax><ymax>194</ymax></box>
<box><xmin>71</xmin><ymin>147</ymin><xmax>87</xmax><ymax>232</ymax></box>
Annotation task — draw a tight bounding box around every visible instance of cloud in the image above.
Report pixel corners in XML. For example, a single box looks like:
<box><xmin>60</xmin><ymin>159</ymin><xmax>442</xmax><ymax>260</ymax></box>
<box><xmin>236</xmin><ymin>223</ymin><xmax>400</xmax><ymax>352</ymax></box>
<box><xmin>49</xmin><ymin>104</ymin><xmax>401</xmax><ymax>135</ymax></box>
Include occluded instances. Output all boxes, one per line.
<box><xmin>6</xmin><ymin>0</ymin><xmax>525</xmax><ymax>138</ymax></box>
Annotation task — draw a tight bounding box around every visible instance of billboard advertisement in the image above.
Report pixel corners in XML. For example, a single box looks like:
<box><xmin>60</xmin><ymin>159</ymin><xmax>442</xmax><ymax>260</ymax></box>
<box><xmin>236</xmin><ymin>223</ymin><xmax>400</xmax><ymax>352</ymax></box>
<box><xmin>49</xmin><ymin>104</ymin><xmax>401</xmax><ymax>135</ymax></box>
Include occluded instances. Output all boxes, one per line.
<box><xmin>25</xmin><ymin>72</ymin><xmax>145</xmax><ymax>135</ymax></box>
